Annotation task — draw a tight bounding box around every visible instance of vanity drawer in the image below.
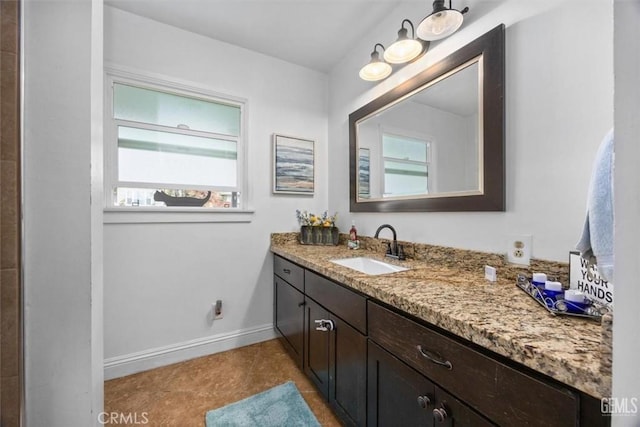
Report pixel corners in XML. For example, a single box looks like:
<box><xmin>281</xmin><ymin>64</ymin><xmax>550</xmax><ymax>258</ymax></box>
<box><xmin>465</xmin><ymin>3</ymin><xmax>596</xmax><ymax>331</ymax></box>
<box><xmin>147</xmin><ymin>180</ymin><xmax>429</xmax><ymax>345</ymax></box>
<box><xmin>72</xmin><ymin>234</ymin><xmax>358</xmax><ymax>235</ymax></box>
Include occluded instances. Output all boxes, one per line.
<box><xmin>274</xmin><ymin>255</ymin><xmax>304</xmax><ymax>292</ymax></box>
<box><xmin>368</xmin><ymin>302</ymin><xmax>579</xmax><ymax>427</ymax></box>
<box><xmin>305</xmin><ymin>270</ymin><xmax>366</xmax><ymax>334</ymax></box>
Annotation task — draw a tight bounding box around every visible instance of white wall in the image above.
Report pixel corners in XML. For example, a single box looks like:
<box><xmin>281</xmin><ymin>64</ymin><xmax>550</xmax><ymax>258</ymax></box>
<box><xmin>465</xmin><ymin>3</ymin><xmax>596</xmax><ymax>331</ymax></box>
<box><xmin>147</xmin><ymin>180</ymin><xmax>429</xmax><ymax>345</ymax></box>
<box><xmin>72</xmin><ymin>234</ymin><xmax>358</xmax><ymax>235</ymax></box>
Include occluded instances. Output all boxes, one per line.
<box><xmin>23</xmin><ymin>0</ymin><xmax>103</xmax><ymax>425</ymax></box>
<box><xmin>328</xmin><ymin>0</ymin><xmax>613</xmax><ymax>262</ymax></box>
<box><xmin>612</xmin><ymin>0</ymin><xmax>640</xmax><ymax>424</ymax></box>
<box><xmin>102</xmin><ymin>7</ymin><xmax>328</xmax><ymax>372</ymax></box>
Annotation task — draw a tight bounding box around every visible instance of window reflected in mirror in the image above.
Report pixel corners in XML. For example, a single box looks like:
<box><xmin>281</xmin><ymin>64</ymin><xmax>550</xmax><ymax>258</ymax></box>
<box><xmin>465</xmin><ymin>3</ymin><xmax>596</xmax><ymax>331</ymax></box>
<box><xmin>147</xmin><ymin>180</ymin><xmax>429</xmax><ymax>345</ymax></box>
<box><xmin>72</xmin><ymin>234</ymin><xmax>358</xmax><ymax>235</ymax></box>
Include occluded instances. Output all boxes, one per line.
<box><xmin>382</xmin><ymin>133</ymin><xmax>430</xmax><ymax>197</ymax></box>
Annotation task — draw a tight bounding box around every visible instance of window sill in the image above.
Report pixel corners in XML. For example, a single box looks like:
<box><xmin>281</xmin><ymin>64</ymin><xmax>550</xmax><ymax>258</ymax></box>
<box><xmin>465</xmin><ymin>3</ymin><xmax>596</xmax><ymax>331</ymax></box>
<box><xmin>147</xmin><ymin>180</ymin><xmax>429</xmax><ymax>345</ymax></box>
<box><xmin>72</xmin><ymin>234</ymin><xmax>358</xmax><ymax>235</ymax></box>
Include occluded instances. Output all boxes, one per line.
<box><xmin>103</xmin><ymin>207</ymin><xmax>255</xmax><ymax>224</ymax></box>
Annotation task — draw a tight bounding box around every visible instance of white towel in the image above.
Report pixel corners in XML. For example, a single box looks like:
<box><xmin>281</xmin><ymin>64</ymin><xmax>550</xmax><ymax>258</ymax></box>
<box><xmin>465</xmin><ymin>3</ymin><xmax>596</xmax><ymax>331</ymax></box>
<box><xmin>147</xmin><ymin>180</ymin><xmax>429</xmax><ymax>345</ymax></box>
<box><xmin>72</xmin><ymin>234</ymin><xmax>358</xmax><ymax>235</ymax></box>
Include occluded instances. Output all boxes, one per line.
<box><xmin>576</xmin><ymin>129</ymin><xmax>614</xmax><ymax>282</ymax></box>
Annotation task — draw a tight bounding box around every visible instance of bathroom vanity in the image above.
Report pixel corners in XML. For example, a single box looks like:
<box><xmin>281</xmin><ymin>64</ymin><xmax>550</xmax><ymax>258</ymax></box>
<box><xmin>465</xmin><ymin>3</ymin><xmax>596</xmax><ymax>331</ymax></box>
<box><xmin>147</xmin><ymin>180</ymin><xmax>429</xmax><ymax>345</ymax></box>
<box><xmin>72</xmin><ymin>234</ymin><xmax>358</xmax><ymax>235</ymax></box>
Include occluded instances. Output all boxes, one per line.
<box><xmin>275</xmin><ymin>255</ymin><xmax>368</xmax><ymax>425</ymax></box>
<box><xmin>271</xmin><ymin>234</ymin><xmax>610</xmax><ymax>426</ymax></box>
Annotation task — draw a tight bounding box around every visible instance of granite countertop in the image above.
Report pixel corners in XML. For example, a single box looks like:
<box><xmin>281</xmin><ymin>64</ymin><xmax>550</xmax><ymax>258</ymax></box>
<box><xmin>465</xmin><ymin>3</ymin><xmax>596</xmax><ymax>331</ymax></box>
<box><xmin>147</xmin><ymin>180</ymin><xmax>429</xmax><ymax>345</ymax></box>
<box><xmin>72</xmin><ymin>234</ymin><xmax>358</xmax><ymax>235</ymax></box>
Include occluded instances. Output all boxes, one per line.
<box><xmin>270</xmin><ymin>235</ymin><xmax>611</xmax><ymax>399</ymax></box>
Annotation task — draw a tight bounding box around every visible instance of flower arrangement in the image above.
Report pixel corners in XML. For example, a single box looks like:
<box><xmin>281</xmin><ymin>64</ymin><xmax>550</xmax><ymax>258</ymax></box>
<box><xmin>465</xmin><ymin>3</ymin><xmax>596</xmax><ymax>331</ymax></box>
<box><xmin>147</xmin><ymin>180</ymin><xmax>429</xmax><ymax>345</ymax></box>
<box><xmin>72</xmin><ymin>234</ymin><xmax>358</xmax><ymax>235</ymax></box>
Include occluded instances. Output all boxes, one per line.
<box><xmin>296</xmin><ymin>210</ymin><xmax>339</xmax><ymax>245</ymax></box>
<box><xmin>296</xmin><ymin>210</ymin><xmax>338</xmax><ymax>227</ymax></box>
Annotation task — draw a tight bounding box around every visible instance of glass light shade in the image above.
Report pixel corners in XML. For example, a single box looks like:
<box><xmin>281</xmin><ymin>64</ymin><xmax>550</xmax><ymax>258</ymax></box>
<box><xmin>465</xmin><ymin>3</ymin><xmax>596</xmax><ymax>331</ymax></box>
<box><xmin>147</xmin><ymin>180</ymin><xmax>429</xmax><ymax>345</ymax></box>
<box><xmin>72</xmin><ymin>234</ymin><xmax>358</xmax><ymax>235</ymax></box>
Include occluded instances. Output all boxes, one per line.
<box><xmin>383</xmin><ymin>39</ymin><xmax>423</xmax><ymax>64</ymax></box>
<box><xmin>416</xmin><ymin>10</ymin><xmax>464</xmax><ymax>41</ymax></box>
<box><xmin>359</xmin><ymin>53</ymin><xmax>392</xmax><ymax>81</ymax></box>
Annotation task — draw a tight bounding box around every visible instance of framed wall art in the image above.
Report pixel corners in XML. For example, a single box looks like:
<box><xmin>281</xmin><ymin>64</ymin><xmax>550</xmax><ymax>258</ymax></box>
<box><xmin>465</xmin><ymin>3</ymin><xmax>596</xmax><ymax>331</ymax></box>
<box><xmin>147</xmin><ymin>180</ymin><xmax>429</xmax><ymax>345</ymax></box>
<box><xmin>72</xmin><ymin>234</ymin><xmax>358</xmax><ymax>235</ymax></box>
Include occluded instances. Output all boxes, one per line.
<box><xmin>272</xmin><ymin>134</ymin><xmax>315</xmax><ymax>195</ymax></box>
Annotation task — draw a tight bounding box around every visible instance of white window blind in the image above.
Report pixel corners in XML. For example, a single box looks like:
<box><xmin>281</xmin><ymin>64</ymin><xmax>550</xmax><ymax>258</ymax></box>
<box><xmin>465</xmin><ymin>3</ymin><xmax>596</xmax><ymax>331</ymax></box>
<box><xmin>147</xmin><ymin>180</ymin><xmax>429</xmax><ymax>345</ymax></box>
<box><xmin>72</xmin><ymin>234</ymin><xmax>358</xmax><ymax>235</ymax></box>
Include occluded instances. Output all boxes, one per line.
<box><xmin>105</xmin><ymin>72</ymin><xmax>247</xmax><ymax>210</ymax></box>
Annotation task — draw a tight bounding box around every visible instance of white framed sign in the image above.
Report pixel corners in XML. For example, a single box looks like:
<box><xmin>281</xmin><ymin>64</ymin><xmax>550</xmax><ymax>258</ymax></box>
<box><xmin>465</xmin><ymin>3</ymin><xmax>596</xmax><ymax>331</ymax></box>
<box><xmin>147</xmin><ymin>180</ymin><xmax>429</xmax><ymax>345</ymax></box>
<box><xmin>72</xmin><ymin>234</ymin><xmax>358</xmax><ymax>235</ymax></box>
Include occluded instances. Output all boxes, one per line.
<box><xmin>569</xmin><ymin>251</ymin><xmax>613</xmax><ymax>307</ymax></box>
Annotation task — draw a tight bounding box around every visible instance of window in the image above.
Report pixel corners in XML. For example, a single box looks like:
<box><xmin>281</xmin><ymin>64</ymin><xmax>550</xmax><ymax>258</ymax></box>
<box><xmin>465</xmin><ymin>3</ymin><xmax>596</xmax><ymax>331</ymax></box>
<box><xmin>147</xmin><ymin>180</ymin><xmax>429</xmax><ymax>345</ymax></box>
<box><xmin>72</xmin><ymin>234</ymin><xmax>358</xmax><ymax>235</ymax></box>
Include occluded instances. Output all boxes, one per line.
<box><xmin>105</xmin><ymin>71</ymin><xmax>246</xmax><ymax>210</ymax></box>
<box><xmin>382</xmin><ymin>133</ymin><xmax>430</xmax><ymax>197</ymax></box>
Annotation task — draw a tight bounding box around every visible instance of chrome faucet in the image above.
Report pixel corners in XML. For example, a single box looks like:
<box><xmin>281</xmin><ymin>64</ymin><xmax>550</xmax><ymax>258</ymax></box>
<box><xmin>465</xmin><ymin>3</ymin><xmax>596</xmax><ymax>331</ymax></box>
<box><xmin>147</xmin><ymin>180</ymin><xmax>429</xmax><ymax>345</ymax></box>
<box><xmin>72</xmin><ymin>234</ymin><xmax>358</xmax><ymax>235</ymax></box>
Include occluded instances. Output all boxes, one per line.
<box><xmin>374</xmin><ymin>224</ymin><xmax>405</xmax><ymax>260</ymax></box>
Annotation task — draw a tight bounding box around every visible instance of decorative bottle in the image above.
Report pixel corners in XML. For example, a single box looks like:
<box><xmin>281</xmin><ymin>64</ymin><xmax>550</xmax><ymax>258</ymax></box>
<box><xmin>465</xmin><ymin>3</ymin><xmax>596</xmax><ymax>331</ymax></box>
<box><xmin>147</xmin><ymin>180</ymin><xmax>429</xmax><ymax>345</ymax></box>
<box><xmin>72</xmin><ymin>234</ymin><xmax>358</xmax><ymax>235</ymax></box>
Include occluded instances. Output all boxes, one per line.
<box><xmin>348</xmin><ymin>221</ymin><xmax>360</xmax><ymax>249</ymax></box>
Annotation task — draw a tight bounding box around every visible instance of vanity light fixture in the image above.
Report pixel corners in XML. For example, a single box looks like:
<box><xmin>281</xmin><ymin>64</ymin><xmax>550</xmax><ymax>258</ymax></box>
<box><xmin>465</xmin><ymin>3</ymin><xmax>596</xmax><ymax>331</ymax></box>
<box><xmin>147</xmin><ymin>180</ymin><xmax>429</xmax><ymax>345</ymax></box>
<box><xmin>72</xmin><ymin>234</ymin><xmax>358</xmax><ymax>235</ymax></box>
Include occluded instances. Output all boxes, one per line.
<box><xmin>416</xmin><ymin>0</ymin><xmax>469</xmax><ymax>41</ymax></box>
<box><xmin>383</xmin><ymin>19</ymin><xmax>425</xmax><ymax>64</ymax></box>
<box><xmin>359</xmin><ymin>2</ymin><xmax>467</xmax><ymax>82</ymax></box>
<box><xmin>359</xmin><ymin>43</ymin><xmax>393</xmax><ymax>81</ymax></box>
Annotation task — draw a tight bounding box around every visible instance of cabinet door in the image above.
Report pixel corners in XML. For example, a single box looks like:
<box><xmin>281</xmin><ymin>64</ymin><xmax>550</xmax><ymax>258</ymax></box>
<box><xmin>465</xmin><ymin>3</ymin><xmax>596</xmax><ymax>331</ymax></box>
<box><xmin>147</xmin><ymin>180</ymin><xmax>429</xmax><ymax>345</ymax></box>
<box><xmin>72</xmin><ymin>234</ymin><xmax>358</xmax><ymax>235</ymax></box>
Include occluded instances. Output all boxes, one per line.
<box><xmin>433</xmin><ymin>387</ymin><xmax>494</xmax><ymax>427</ymax></box>
<box><xmin>368</xmin><ymin>340</ymin><xmax>436</xmax><ymax>427</ymax></box>
<box><xmin>274</xmin><ymin>276</ymin><xmax>305</xmax><ymax>367</ymax></box>
<box><xmin>330</xmin><ymin>314</ymin><xmax>367</xmax><ymax>427</ymax></box>
<box><xmin>304</xmin><ymin>297</ymin><xmax>330</xmax><ymax>399</ymax></box>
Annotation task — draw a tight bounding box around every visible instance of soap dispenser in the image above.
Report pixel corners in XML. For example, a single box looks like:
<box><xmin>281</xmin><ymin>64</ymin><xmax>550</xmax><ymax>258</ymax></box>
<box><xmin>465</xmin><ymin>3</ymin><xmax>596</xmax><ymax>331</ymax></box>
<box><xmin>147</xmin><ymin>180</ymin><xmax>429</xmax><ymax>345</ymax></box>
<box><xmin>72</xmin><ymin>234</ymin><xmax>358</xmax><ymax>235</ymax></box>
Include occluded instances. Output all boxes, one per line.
<box><xmin>348</xmin><ymin>221</ymin><xmax>360</xmax><ymax>249</ymax></box>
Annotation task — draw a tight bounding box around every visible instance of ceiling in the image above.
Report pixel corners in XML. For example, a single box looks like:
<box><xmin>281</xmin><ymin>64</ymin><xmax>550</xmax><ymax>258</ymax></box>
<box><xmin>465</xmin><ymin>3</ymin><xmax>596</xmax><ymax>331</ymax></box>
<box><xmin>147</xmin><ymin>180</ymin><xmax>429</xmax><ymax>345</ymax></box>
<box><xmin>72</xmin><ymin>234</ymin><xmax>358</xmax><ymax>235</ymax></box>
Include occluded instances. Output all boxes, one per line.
<box><xmin>105</xmin><ymin>0</ymin><xmax>411</xmax><ymax>73</ymax></box>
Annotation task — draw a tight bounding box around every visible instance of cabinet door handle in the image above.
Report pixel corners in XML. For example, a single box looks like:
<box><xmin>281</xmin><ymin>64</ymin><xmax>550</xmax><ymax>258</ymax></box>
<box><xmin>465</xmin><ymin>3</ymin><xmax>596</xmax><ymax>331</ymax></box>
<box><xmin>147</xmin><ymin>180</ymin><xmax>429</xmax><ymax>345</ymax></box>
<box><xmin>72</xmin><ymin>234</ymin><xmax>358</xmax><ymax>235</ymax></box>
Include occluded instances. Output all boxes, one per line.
<box><xmin>297</xmin><ymin>301</ymin><xmax>306</xmax><ymax>307</ymax></box>
<box><xmin>417</xmin><ymin>395</ymin><xmax>431</xmax><ymax>409</ymax></box>
<box><xmin>416</xmin><ymin>345</ymin><xmax>453</xmax><ymax>370</ymax></box>
<box><xmin>325</xmin><ymin>319</ymin><xmax>335</xmax><ymax>331</ymax></box>
<box><xmin>283</xmin><ymin>268</ymin><xmax>291</xmax><ymax>274</ymax></box>
<box><xmin>314</xmin><ymin>319</ymin><xmax>335</xmax><ymax>332</ymax></box>
<box><xmin>433</xmin><ymin>407</ymin><xmax>448</xmax><ymax>423</ymax></box>
<box><xmin>314</xmin><ymin>319</ymin><xmax>327</xmax><ymax>331</ymax></box>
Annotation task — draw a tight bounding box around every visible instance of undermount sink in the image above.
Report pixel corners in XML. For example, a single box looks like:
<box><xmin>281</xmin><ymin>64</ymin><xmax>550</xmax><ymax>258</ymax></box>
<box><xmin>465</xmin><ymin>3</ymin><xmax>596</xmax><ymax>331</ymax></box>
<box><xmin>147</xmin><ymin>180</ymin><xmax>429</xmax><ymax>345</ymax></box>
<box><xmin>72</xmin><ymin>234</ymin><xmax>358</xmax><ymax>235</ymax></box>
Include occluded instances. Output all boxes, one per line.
<box><xmin>330</xmin><ymin>257</ymin><xmax>410</xmax><ymax>276</ymax></box>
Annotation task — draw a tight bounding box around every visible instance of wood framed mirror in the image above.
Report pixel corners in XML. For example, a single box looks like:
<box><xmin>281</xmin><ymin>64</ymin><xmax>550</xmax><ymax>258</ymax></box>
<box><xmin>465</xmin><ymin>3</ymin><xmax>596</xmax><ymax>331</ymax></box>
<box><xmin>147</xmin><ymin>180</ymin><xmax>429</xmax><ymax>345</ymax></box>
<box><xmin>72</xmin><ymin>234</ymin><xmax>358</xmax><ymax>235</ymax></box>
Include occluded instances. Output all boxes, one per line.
<box><xmin>349</xmin><ymin>24</ymin><xmax>505</xmax><ymax>212</ymax></box>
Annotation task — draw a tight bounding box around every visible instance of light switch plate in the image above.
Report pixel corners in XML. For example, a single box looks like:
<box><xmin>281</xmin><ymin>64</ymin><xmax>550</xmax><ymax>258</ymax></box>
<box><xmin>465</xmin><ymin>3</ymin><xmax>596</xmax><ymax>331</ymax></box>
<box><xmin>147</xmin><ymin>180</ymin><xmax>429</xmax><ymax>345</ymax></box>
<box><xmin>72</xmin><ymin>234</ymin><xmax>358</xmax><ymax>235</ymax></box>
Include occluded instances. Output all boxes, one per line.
<box><xmin>507</xmin><ymin>235</ymin><xmax>532</xmax><ymax>265</ymax></box>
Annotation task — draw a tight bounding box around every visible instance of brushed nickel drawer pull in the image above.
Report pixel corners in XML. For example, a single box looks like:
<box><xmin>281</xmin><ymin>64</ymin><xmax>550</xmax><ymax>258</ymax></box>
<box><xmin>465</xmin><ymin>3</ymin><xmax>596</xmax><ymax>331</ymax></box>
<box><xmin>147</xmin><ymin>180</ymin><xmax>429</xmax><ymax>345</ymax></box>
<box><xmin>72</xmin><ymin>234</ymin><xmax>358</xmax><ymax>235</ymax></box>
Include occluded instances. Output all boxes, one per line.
<box><xmin>416</xmin><ymin>345</ymin><xmax>453</xmax><ymax>370</ymax></box>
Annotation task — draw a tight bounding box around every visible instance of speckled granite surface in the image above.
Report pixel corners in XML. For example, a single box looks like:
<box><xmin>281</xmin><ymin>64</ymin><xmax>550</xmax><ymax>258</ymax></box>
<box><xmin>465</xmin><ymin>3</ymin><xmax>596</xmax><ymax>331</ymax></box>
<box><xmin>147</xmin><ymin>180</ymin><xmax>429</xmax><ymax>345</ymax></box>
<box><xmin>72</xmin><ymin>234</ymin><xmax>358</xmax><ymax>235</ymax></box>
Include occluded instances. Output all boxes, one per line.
<box><xmin>271</xmin><ymin>233</ymin><xmax>611</xmax><ymax>399</ymax></box>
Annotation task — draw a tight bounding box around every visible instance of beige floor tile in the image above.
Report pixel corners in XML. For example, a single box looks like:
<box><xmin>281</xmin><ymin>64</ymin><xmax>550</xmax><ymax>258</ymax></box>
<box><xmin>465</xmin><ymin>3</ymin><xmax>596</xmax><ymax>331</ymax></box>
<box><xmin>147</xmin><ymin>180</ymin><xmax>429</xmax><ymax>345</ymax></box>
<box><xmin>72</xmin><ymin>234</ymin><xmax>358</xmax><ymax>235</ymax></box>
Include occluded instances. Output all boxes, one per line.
<box><xmin>105</xmin><ymin>339</ymin><xmax>341</xmax><ymax>426</ymax></box>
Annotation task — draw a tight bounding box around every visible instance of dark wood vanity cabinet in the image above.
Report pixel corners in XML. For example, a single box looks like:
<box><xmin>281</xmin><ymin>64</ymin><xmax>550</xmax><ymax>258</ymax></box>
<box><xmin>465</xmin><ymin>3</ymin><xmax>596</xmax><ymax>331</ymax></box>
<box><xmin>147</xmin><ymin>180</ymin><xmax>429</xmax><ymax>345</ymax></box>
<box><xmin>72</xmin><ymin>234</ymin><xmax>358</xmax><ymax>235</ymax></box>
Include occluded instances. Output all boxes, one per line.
<box><xmin>273</xmin><ymin>254</ymin><xmax>608</xmax><ymax>427</ymax></box>
<box><xmin>368</xmin><ymin>340</ymin><xmax>494</xmax><ymax>427</ymax></box>
<box><xmin>304</xmin><ymin>271</ymin><xmax>367</xmax><ymax>427</ymax></box>
<box><xmin>273</xmin><ymin>256</ymin><xmax>367</xmax><ymax>426</ymax></box>
<box><xmin>368</xmin><ymin>301</ymin><xmax>581</xmax><ymax>427</ymax></box>
<box><xmin>368</xmin><ymin>340</ymin><xmax>437</xmax><ymax>427</ymax></box>
<box><xmin>273</xmin><ymin>256</ymin><xmax>305</xmax><ymax>368</ymax></box>
<box><xmin>304</xmin><ymin>296</ymin><xmax>330</xmax><ymax>395</ymax></box>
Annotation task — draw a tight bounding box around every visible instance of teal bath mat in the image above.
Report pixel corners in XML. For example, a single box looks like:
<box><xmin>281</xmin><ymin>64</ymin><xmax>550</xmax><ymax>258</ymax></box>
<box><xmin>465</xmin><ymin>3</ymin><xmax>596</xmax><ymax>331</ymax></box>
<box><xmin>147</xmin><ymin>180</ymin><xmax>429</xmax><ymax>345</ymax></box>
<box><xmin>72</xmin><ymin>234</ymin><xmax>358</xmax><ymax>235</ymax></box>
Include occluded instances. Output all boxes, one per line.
<box><xmin>205</xmin><ymin>381</ymin><xmax>321</xmax><ymax>427</ymax></box>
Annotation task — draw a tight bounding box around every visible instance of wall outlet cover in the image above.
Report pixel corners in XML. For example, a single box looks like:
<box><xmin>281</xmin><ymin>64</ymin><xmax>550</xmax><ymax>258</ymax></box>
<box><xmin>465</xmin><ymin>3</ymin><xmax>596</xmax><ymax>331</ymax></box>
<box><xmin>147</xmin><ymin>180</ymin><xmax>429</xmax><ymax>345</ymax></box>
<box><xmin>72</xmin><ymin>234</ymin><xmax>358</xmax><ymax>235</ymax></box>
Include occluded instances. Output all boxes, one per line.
<box><xmin>507</xmin><ymin>235</ymin><xmax>532</xmax><ymax>265</ymax></box>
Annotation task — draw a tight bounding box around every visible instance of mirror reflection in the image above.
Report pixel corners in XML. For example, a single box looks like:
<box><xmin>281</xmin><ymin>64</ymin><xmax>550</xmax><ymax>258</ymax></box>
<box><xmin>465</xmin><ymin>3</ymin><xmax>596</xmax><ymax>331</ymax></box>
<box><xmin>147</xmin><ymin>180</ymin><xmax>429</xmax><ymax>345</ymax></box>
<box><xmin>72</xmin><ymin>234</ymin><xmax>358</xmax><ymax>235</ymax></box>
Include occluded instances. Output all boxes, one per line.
<box><xmin>349</xmin><ymin>24</ymin><xmax>504</xmax><ymax>212</ymax></box>
<box><xmin>357</xmin><ymin>59</ymin><xmax>481</xmax><ymax>201</ymax></box>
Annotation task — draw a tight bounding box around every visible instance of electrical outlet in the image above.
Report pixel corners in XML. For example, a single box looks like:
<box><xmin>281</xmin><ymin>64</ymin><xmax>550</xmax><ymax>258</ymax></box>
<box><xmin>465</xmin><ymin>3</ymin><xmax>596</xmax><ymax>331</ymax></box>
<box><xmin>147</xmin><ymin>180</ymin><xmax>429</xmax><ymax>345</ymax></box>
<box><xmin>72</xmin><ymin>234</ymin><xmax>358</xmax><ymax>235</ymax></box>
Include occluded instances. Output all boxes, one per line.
<box><xmin>507</xmin><ymin>235</ymin><xmax>532</xmax><ymax>265</ymax></box>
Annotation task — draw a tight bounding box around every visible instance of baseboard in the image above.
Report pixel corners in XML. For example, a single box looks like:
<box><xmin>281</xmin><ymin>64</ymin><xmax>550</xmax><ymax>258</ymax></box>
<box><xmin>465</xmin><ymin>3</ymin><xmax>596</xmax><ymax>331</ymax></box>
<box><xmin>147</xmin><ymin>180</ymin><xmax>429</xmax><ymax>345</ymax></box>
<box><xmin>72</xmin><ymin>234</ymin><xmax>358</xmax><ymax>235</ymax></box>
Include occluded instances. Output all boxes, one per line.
<box><xmin>104</xmin><ymin>323</ymin><xmax>276</xmax><ymax>380</ymax></box>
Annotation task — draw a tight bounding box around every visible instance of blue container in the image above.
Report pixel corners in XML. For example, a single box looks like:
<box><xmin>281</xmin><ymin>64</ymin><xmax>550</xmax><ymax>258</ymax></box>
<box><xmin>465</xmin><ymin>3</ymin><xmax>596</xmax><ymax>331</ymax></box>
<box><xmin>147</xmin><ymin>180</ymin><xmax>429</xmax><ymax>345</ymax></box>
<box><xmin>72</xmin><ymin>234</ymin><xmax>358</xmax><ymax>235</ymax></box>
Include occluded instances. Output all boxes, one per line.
<box><xmin>532</xmin><ymin>273</ymin><xmax>547</xmax><ymax>293</ymax></box>
<box><xmin>565</xmin><ymin>300</ymin><xmax>589</xmax><ymax>314</ymax></box>
<box><xmin>563</xmin><ymin>290</ymin><xmax>590</xmax><ymax>314</ymax></box>
<box><xmin>543</xmin><ymin>281</ymin><xmax>564</xmax><ymax>308</ymax></box>
<box><xmin>543</xmin><ymin>289</ymin><xmax>564</xmax><ymax>309</ymax></box>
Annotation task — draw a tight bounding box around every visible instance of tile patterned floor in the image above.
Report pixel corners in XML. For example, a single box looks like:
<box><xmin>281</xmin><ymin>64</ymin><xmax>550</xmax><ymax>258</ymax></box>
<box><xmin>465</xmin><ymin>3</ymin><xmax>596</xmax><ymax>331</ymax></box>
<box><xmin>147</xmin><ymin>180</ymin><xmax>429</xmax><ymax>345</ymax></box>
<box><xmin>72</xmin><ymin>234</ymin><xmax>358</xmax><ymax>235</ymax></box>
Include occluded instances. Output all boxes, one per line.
<box><xmin>104</xmin><ymin>339</ymin><xmax>341</xmax><ymax>426</ymax></box>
